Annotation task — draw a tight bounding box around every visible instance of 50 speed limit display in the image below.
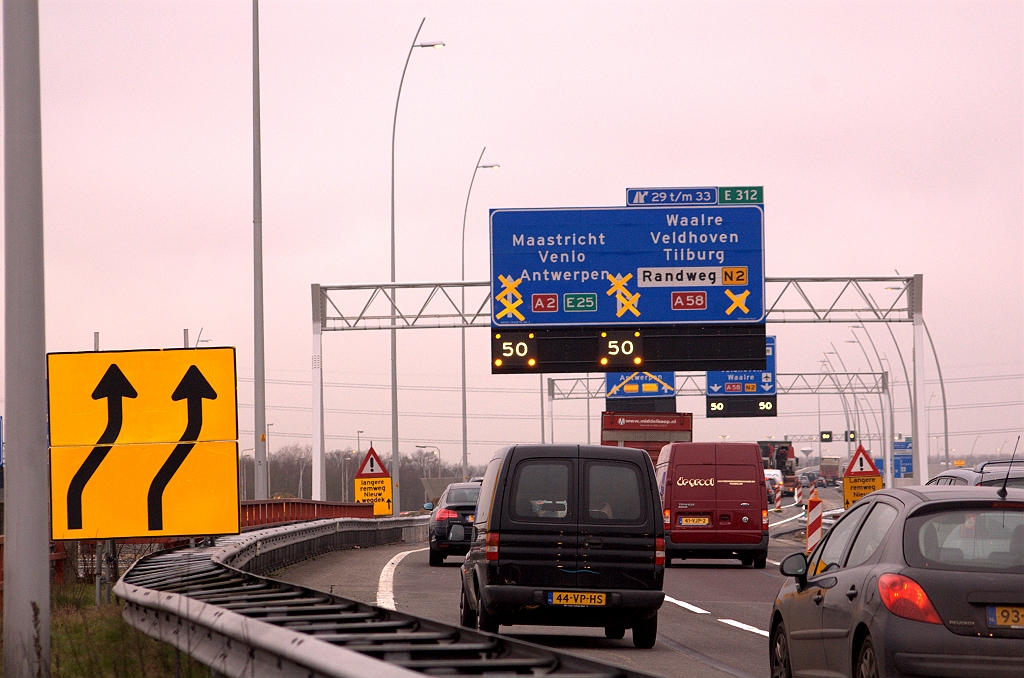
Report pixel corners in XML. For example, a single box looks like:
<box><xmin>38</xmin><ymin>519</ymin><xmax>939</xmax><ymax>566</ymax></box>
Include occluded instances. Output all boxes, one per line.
<box><xmin>706</xmin><ymin>394</ymin><xmax>777</xmax><ymax>418</ymax></box>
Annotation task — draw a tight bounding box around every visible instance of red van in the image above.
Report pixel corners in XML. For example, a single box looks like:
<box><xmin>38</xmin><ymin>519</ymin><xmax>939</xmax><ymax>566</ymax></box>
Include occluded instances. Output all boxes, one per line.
<box><xmin>654</xmin><ymin>442</ymin><xmax>769</xmax><ymax>568</ymax></box>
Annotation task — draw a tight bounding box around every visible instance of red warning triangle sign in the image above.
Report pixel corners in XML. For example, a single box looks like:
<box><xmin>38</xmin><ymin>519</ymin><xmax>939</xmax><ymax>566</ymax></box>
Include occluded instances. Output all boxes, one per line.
<box><xmin>844</xmin><ymin>445</ymin><xmax>881</xmax><ymax>477</ymax></box>
<box><xmin>355</xmin><ymin>446</ymin><xmax>390</xmax><ymax>478</ymax></box>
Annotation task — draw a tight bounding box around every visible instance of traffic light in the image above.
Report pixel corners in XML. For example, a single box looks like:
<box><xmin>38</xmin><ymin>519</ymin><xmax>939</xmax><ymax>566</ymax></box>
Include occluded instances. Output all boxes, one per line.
<box><xmin>820</xmin><ymin>431</ymin><xmax>833</xmax><ymax>442</ymax></box>
<box><xmin>845</xmin><ymin>430</ymin><xmax>857</xmax><ymax>442</ymax></box>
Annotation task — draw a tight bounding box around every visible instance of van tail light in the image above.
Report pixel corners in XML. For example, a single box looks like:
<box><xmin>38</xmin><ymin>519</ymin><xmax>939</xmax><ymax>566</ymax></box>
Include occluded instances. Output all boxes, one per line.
<box><xmin>436</xmin><ymin>508</ymin><xmax>459</xmax><ymax>520</ymax></box>
<box><xmin>762</xmin><ymin>509</ymin><xmax>769</xmax><ymax>529</ymax></box>
<box><xmin>655</xmin><ymin>538</ymin><xmax>665</xmax><ymax>566</ymax></box>
<box><xmin>485</xmin><ymin>531</ymin><xmax>500</xmax><ymax>561</ymax></box>
<box><xmin>663</xmin><ymin>508</ymin><xmax>671</xmax><ymax>525</ymax></box>
<box><xmin>878</xmin><ymin>573</ymin><xmax>942</xmax><ymax>624</ymax></box>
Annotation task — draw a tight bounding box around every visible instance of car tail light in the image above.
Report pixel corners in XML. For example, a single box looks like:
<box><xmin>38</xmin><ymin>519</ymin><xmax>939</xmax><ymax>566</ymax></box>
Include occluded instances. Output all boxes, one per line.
<box><xmin>878</xmin><ymin>573</ymin><xmax>942</xmax><ymax>624</ymax></box>
<box><xmin>436</xmin><ymin>508</ymin><xmax>458</xmax><ymax>520</ymax></box>
<box><xmin>485</xmin><ymin>531</ymin><xmax>499</xmax><ymax>561</ymax></box>
<box><xmin>663</xmin><ymin>508</ymin><xmax>671</xmax><ymax>525</ymax></box>
<box><xmin>655</xmin><ymin>538</ymin><xmax>665</xmax><ymax>566</ymax></box>
<box><xmin>762</xmin><ymin>509</ymin><xmax>769</xmax><ymax>529</ymax></box>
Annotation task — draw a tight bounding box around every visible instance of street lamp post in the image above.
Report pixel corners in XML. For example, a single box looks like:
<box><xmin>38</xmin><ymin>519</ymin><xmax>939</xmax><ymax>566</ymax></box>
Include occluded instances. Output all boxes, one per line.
<box><xmin>389</xmin><ymin>18</ymin><xmax>444</xmax><ymax>517</ymax></box>
<box><xmin>460</xmin><ymin>148</ymin><xmax>499</xmax><ymax>481</ymax></box>
<box><xmin>266</xmin><ymin>422</ymin><xmax>274</xmax><ymax>497</ymax></box>
<box><xmin>252</xmin><ymin>0</ymin><xmax>269</xmax><ymax>501</ymax></box>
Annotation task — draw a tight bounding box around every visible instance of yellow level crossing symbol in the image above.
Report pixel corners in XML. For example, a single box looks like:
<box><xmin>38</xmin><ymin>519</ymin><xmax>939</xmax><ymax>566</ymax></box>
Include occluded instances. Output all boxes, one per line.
<box><xmin>496</xmin><ymin>275</ymin><xmax>525</xmax><ymax>321</ymax></box>
<box><xmin>724</xmin><ymin>289</ymin><xmax>750</xmax><ymax>315</ymax></box>
<box><xmin>606</xmin><ymin>273</ymin><xmax>640</xmax><ymax>318</ymax></box>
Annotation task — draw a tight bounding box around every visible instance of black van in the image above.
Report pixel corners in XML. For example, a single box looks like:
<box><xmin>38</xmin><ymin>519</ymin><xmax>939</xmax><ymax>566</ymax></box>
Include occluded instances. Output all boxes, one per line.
<box><xmin>460</xmin><ymin>444</ymin><xmax>665</xmax><ymax>648</ymax></box>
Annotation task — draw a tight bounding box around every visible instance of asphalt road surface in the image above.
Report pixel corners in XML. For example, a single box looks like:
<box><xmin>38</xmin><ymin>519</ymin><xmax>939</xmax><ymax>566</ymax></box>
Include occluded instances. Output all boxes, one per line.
<box><xmin>276</xmin><ymin>486</ymin><xmax>844</xmax><ymax>678</ymax></box>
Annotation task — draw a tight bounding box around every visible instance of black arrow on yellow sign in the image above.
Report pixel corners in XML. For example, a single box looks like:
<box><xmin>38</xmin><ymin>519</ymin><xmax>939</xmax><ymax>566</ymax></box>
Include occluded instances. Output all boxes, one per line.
<box><xmin>147</xmin><ymin>365</ymin><xmax>217</xmax><ymax>531</ymax></box>
<box><xmin>67</xmin><ymin>364</ymin><xmax>138</xmax><ymax>529</ymax></box>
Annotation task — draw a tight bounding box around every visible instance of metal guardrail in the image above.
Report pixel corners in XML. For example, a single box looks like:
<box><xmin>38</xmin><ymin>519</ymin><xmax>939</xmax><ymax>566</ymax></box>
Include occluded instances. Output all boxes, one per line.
<box><xmin>115</xmin><ymin>516</ymin><xmax>658</xmax><ymax>678</ymax></box>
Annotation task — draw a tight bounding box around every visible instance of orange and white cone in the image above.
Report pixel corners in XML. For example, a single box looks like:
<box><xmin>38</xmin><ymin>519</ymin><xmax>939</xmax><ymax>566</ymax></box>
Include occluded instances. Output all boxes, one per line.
<box><xmin>806</xmin><ymin>489</ymin><xmax>823</xmax><ymax>554</ymax></box>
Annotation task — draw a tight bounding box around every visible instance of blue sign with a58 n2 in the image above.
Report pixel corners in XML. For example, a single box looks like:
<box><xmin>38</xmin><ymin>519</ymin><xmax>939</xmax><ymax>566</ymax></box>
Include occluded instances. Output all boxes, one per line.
<box><xmin>706</xmin><ymin>336</ymin><xmax>776</xmax><ymax>396</ymax></box>
<box><xmin>489</xmin><ymin>206</ymin><xmax>765</xmax><ymax>327</ymax></box>
<box><xmin>627</xmin><ymin>187</ymin><xmax>718</xmax><ymax>206</ymax></box>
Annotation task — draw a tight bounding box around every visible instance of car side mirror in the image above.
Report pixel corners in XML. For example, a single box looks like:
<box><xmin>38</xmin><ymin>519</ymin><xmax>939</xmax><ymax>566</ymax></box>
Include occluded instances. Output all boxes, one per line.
<box><xmin>780</xmin><ymin>552</ymin><xmax>808</xmax><ymax>585</ymax></box>
<box><xmin>423</xmin><ymin>502</ymin><xmax>433</xmax><ymax>511</ymax></box>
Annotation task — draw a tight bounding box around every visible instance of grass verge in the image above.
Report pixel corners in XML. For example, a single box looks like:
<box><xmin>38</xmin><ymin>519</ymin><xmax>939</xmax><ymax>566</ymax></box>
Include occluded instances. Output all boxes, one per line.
<box><xmin>2</xmin><ymin>581</ymin><xmax>208</xmax><ymax>677</ymax></box>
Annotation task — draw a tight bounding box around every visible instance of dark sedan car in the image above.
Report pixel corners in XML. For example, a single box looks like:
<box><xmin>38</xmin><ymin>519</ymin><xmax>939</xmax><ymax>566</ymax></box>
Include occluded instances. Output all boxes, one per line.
<box><xmin>425</xmin><ymin>481</ymin><xmax>481</xmax><ymax>566</ymax></box>
<box><xmin>770</xmin><ymin>485</ymin><xmax>1023</xmax><ymax>678</ymax></box>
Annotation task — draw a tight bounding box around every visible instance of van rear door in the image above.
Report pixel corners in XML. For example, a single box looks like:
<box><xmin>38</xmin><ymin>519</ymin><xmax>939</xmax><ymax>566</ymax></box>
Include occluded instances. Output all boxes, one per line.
<box><xmin>714</xmin><ymin>443</ymin><xmax>765</xmax><ymax>545</ymax></box>
<box><xmin>498</xmin><ymin>446</ymin><xmax>578</xmax><ymax>588</ymax></box>
<box><xmin>668</xmin><ymin>443</ymin><xmax>716</xmax><ymax>544</ymax></box>
<box><xmin>577</xmin><ymin>446</ymin><xmax>659</xmax><ymax>590</ymax></box>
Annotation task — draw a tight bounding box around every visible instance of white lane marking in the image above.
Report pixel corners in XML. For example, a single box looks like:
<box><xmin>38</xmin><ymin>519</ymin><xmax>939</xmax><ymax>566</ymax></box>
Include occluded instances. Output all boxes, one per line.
<box><xmin>718</xmin><ymin>618</ymin><xmax>770</xmax><ymax>637</ymax></box>
<box><xmin>664</xmin><ymin>595</ymin><xmax>710</xmax><ymax>614</ymax></box>
<box><xmin>376</xmin><ymin>547</ymin><xmax>428</xmax><ymax>610</ymax></box>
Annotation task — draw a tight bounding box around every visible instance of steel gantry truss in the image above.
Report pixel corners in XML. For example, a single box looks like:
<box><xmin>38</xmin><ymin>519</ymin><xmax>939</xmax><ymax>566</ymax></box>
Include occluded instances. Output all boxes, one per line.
<box><xmin>309</xmin><ymin>275</ymin><xmax>932</xmax><ymax>497</ymax></box>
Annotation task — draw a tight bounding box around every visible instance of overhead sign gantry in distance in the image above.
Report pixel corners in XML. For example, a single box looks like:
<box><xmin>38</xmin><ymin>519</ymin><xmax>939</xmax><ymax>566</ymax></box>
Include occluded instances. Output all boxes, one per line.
<box><xmin>490</xmin><ymin>193</ymin><xmax>766</xmax><ymax>374</ymax></box>
<box><xmin>706</xmin><ymin>335</ymin><xmax>777</xmax><ymax>418</ymax></box>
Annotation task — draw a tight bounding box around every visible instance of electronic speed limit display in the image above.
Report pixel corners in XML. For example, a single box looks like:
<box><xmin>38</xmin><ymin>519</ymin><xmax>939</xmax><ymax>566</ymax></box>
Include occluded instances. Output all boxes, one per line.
<box><xmin>706</xmin><ymin>394</ymin><xmax>777</xmax><ymax>418</ymax></box>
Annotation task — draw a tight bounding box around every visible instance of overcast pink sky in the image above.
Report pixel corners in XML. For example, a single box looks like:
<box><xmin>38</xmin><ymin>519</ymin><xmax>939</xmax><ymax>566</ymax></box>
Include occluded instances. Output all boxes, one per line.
<box><xmin>6</xmin><ymin>1</ymin><xmax>1021</xmax><ymax>468</ymax></box>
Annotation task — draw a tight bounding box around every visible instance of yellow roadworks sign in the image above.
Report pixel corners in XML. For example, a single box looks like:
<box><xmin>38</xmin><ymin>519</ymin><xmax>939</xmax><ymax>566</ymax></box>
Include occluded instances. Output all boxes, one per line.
<box><xmin>843</xmin><ymin>474</ymin><xmax>883</xmax><ymax>509</ymax></box>
<box><xmin>355</xmin><ymin>476</ymin><xmax>394</xmax><ymax>516</ymax></box>
<box><xmin>47</xmin><ymin>347</ymin><xmax>240</xmax><ymax>539</ymax></box>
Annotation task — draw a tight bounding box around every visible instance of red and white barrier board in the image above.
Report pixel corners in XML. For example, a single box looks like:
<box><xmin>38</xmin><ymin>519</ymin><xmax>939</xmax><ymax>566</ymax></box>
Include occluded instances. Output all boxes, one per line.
<box><xmin>806</xmin><ymin>490</ymin><xmax>823</xmax><ymax>554</ymax></box>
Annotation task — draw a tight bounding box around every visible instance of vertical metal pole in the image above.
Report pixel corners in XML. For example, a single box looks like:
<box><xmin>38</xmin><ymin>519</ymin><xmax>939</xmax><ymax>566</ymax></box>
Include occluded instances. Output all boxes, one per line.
<box><xmin>311</xmin><ymin>285</ymin><xmax>326</xmax><ymax>500</ymax></box>
<box><xmin>911</xmin><ymin>274</ymin><xmax>927</xmax><ymax>484</ymax></box>
<box><xmin>882</xmin><ymin>373</ymin><xmax>892</xmax><ymax>488</ymax></box>
<box><xmin>460</xmin><ymin>326</ymin><xmax>468</xmax><ymax>480</ymax></box>
<box><xmin>252</xmin><ymin>0</ymin><xmax>268</xmax><ymax>500</ymax></box>
<box><xmin>548</xmin><ymin>379</ymin><xmax>555</xmax><ymax>444</ymax></box>
<box><xmin>922</xmin><ymin>319</ymin><xmax>949</xmax><ymax>470</ymax></box>
<box><xmin>539</xmin><ymin>374</ymin><xmax>546</xmax><ymax>443</ymax></box>
<box><xmin>389</xmin><ymin>20</ymin><xmax>425</xmax><ymax>519</ymax></box>
<box><xmin>183</xmin><ymin>328</ymin><xmax>189</xmax><ymax>349</ymax></box>
<box><xmin>4</xmin><ymin>0</ymin><xmax>51</xmax><ymax>671</ymax></box>
<box><xmin>94</xmin><ymin>542</ymin><xmax>102</xmax><ymax>608</ymax></box>
<box><xmin>586</xmin><ymin>382</ymin><xmax>591</xmax><ymax>445</ymax></box>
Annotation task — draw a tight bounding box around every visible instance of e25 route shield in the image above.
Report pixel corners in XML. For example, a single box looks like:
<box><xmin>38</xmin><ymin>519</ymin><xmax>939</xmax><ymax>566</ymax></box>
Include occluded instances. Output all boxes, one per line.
<box><xmin>47</xmin><ymin>347</ymin><xmax>240</xmax><ymax>539</ymax></box>
<box><xmin>490</xmin><ymin>205</ymin><xmax>764</xmax><ymax>327</ymax></box>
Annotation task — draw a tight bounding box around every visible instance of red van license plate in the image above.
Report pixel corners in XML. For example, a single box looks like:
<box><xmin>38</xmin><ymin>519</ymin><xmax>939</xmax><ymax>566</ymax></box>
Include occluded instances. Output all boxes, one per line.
<box><xmin>679</xmin><ymin>516</ymin><xmax>709</xmax><ymax>526</ymax></box>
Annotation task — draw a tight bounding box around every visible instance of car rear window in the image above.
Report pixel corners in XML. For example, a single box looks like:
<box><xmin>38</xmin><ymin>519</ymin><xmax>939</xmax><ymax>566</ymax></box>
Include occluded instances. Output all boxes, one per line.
<box><xmin>448</xmin><ymin>488</ymin><xmax>480</xmax><ymax>504</ymax></box>
<box><xmin>511</xmin><ymin>460</ymin><xmax>571</xmax><ymax>522</ymax></box>
<box><xmin>586</xmin><ymin>462</ymin><xmax>643</xmax><ymax>523</ymax></box>
<box><xmin>980</xmin><ymin>477</ymin><xmax>1024</xmax><ymax>489</ymax></box>
<box><xmin>905</xmin><ymin>506</ymin><xmax>1024</xmax><ymax>573</ymax></box>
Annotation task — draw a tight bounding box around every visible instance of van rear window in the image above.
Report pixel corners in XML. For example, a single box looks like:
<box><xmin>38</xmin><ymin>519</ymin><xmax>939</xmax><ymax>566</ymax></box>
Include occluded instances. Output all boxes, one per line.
<box><xmin>587</xmin><ymin>462</ymin><xmax>643</xmax><ymax>523</ymax></box>
<box><xmin>511</xmin><ymin>461</ymin><xmax>571</xmax><ymax>522</ymax></box>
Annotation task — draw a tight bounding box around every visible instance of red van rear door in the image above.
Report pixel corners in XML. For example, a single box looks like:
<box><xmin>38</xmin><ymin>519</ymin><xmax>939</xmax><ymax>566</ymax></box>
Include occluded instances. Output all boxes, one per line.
<box><xmin>668</xmin><ymin>443</ymin><xmax>716</xmax><ymax>543</ymax></box>
<box><xmin>714</xmin><ymin>443</ymin><xmax>765</xmax><ymax>545</ymax></box>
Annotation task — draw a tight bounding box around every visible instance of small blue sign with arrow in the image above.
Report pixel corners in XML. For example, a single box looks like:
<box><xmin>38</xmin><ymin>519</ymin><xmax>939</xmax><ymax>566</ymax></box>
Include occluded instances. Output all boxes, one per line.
<box><xmin>606</xmin><ymin>371</ymin><xmax>676</xmax><ymax>398</ymax></box>
<box><xmin>706</xmin><ymin>336</ymin><xmax>776</xmax><ymax>396</ymax></box>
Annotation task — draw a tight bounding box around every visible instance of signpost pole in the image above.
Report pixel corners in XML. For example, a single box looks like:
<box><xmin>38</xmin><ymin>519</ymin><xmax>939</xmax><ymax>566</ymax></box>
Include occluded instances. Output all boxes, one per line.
<box><xmin>3</xmin><ymin>0</ymin><xmax>51</xmax><ymax>670</ymax></box>
<box><xmin>911</xmin><ymin>275</ymin><xmax>927</xmax><ymax>485</ymax></box>
<box><xmin>252</xmin><ymin>0</ymin><xmax>269</xmax><ymax>501</ymax></box>
<box><xmin>311</xmin><ymin>285</ymin><xmax>326</xmax><ymax>500</ymax></box>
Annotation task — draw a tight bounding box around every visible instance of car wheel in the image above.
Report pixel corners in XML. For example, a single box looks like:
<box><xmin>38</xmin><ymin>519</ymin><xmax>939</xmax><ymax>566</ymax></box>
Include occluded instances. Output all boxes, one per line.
<box><xmin>459</xmin><ymin>586</ymin><xmax>475</xmax><ymax>628</ymax></box>
<box><xmin>740</xmin><ymin>555</ymin><xmax>754</xmax><ymax>567</ymax></box>
<box><xmin>632</xmin><ymin>613</ymin><xmax>658</xmax><ymax>649</ymax></box>
<box><xmin>770</xmin><ymin>621</ymin><xmax>792</xmax><ymax>678</ymax></box>
<box><xmin>855</xmin><ymin>636</ymin><xmax>879</xmax><ymax>678</ymax></box>
<box><xmin>428</xmin><ymin>547</ymin><xmax>444</xmax><ymax>567</ymax></box>
<box><xmin>477</xmin><ymin>603</ymin><xmax>499</xmax><ymax>634</ymax></box>
<box><xmin>754</xmin><ymin>552</ymin><xmax>768</xmax><ymax>569</ymax></box>
<box><xmin>604</xmin><ymin>626</ymin><xmax>625</xmax><ymax>640</ymax></box>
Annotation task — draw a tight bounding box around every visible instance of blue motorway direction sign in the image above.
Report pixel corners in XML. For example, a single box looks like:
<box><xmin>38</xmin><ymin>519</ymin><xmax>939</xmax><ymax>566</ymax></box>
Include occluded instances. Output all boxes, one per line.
<box><xmin>893</xmin><ymin>440</ymin><xmax>913</xmax><ymax>451</ymax></box>
<box><xmin>706</xmin><ymin>336</ymin><xmax>776</xmax><ymax>396</ymax></box>
<box><xmin>627</xmin><ymin>187</ymin><xmax>718</xmax><ymax>206</ymax></box>
<box><xmin>490</xmin><ymin>206</ymin><xmax>765</xmax><ymax>327</ymax></box>
<box><xmin>875</xmin><ymin>454</ymin><xmax>914</xmax><ymax>479</ymax></box>
<box><xmin>606</xmin><ymin>371</ymin><xmax>676</xmax><ymax>399</ymax></box>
